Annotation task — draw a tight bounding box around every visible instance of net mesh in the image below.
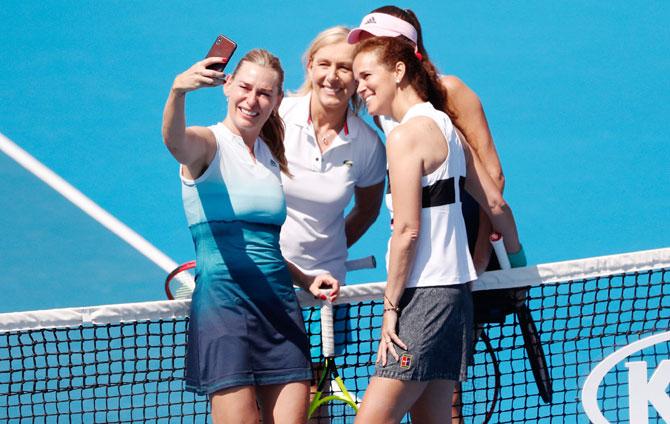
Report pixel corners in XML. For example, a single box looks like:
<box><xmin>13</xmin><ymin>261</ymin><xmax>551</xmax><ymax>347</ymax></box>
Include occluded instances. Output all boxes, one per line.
<box><xmin>1</xmin><ymin>249</ymin><xmax>669</xmax><ymax>423</ymax></box>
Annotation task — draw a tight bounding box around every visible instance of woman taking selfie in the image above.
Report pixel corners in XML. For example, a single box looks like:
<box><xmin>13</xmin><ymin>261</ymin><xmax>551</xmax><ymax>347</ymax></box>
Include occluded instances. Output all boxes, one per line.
<box><xmin>162</xmin><ymin>48</ymin><xmax>338</xmax><ymax>424</ymax></box>
<box><xmin>351</xmin><ymin>37</ymin><xmax>524</xmax><ymax>423</ymax></box>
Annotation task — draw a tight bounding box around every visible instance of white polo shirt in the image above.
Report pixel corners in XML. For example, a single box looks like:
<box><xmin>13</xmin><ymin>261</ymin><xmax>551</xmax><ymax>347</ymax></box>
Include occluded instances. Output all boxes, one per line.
<box><xmin>279</xmin><ymin>94</ymin><xmax>386</xmax><ymax>282</ymax></box>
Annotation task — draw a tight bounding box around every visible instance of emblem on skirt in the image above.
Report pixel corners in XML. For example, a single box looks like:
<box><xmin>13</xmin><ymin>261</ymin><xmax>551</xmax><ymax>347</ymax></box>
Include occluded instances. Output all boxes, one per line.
<box><xmin>399</xmin><ymin>353</ymin><xmax>413</xmax><ymax>369</ymax></box>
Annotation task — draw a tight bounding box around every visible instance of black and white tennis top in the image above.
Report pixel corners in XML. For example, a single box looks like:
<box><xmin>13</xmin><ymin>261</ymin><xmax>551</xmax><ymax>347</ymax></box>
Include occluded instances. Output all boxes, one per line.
<box><xmin>385</xmin><ymin>102</ymin><xmax>477</xmax><ymax>288</ymax></box>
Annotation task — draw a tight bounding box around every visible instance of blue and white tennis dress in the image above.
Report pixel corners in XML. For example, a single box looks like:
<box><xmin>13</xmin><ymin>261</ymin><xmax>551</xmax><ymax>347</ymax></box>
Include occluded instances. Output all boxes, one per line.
<box><xmin>181</xmin><ymin>122</ymin><xmax>311</xmax><ymax>395</ymax></box>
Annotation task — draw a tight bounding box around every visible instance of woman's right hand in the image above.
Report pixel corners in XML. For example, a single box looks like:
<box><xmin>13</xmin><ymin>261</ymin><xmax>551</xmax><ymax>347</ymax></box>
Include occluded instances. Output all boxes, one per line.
<box><xmin>307</xmin><ymin>274</ymin><xmax>340</xmax><ymax>303</ymax></box>
<box><xmin>377</xmin><ymin>310</ymin><xmax>407</xmax><ymax>367</ymax></box>
<box><xmin>171</xmin><ymin>57</ymin><xmax>228</xmax><ymax>95</ymax></box>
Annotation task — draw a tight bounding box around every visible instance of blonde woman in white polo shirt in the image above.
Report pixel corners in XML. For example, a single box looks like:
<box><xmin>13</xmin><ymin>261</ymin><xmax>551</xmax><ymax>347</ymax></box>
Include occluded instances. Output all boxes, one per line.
<box><xmin>279</xmin><ymin>26</ymin><xmax>386</xmax><ymax>284</ymax></box>
<box><xmin>278</xmin><ymin>26</ymin><xmax>386</xmax><ymax>422</ymax></box>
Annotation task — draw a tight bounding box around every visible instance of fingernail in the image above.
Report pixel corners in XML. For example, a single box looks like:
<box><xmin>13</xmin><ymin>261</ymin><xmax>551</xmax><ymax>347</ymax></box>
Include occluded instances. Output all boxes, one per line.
<box><xmin>320</xmin><ymin>295</ymin><xmax>327</xmax><ymax>300</ymax></box>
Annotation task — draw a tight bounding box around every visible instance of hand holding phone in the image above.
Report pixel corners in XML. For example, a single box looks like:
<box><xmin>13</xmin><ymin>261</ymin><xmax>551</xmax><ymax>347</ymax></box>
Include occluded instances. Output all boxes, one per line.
<box><xmin>205</xmin><ymin>34</ymin><xmax>237</xmax><ymax>73</ymax></box>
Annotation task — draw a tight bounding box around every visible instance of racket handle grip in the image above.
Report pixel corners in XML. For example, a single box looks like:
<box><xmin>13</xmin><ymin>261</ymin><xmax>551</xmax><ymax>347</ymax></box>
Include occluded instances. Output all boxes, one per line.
<box><xmin>490</xmin><ymin>233</ymin><xmax>512</xmax><ymax>270</ymax></box>
<box><xmin>321</xmin><ymin>302</ymin><xmax>335</xmax><ymax>358</ymax></box>
<box><xmin>172</xmin><ymin>274</ymin><xmax>196</xmax><ymax>299</ymax></box>
<box><xmin>345</xmin><ymin>255</ymin><xmax>376</xmax><ymax>271</ymax></box>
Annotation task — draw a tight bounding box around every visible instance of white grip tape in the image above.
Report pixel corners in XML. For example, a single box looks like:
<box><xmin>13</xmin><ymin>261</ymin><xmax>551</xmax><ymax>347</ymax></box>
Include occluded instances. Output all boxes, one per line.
<box><xmin>172</xmin><ymin>273</ymin><xmax>196</xmax><ymax>300</ymax></box>
<box><xmin>320</xmin><ymin>302</ymin><xmax>335</xmax><ymax>358</ymax></box>
<box><xmin>491</xmin><ymin>238</ymin><xmax>511</xmax><ymax>270</ymax></box>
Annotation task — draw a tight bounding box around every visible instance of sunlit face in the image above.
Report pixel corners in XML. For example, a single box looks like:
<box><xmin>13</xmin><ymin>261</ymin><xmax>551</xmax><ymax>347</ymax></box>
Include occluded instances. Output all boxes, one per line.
<box><xmin>353</xmin><ymin>50</ymin><xmax>396</xmax><ymax>117</ymax></box>
<box><xmin>224</xmin><ymin>61</ymin><xmax>282</xmax><ymax>136</ymax></box>
<box><xmin>308</xmin><ymin>41</ymin><xmax>357</xmax><ymax>110</ymax></box>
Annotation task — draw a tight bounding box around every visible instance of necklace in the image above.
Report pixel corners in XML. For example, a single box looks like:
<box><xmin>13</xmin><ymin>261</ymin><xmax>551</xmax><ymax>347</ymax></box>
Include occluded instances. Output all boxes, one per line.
<box><xmin>309</xmin><ymin>113</ymin><xmax>349</xmax><ymax>148</ymax></box>
<box><xmin>320</xmin><ymin>131</ymin><xmax>333</xmax><ymax>146</ymax></box>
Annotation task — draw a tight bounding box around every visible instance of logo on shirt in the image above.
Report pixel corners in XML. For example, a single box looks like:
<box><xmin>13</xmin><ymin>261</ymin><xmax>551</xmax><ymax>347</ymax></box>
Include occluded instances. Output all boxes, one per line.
<box><xmin>343</xmin><ymin>160</ymin><xmax>353</xmax><ymax>168</ymax></box>
<box><xmin>270</xmin><ymin>159</ymin><xmax>278</xmax><ymax>167</ymax></box>
<box><xmin>399</xmin><ymin>353</ymin><xmax>413</xmax><ymax>369</ymax></box>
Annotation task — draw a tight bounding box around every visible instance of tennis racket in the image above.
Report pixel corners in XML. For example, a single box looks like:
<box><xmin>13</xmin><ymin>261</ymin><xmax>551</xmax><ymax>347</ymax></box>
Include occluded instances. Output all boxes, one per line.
<box><xmin>164</xmin><ymin>260</ymin><xmax>196</xmax><ymax>300</ymax></box>
<box><xmin>308</xmin><ymin>301</ymin><xmax>359</xmax><ymax>420</ymax></box>
<box><xmin>164</xmin><ymin>256</ymin><xmax>377</xmax><ymax>300</ymax></box>
<box><xmin>458</xmin><ymin>328</ymin><xmax>501</xmax><ymax>424</ymax></box>
<box><xmin>490</xmin><ymin>233</ymin><xmax>553</xmax><ymax>404</ymax></box>
<box><xmin>345</xmin><ymin>255</ymin><xmax>376</xmax><ymax>272</ymax></box>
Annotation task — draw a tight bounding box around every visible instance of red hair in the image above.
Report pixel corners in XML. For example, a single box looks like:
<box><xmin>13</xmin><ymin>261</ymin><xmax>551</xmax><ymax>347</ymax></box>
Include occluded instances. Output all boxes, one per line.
<box><xmin>354</xmin><ymin>37</ymin><xmax>447</xmax><ymax>112</ymax></box>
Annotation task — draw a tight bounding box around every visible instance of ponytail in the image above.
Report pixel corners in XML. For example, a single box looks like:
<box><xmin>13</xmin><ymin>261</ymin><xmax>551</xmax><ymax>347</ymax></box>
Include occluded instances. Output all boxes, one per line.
<box><xmin>260</xmin><ymin>109</ymin><xmax>290</xmax><ymax>175</ymax></box>
<box><xmin>420</xmin><ymin>59</ymin><xmax>447</xmax><ymax>115</ymax></box>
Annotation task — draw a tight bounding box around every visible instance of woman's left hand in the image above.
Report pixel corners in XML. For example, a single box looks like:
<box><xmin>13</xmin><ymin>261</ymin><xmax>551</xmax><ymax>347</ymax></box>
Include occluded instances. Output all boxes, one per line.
<box><xmin>308</xmin><ymin>274</ymin><xmax>340</xmax><ymax>302</ymax></box>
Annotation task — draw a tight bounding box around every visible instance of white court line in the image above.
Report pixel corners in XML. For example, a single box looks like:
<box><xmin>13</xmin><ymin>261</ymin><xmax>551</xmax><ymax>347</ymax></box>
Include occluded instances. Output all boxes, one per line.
<box><xmin>0</xmin><ymin>132</ymin><xmax>178</xmax><ymax>273</ymax></box>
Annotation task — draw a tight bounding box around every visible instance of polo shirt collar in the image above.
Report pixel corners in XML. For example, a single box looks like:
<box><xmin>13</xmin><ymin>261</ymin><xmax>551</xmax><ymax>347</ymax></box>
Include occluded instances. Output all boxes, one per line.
<box><xmin>293</xmin><ymin>93</ymin><xmax>357</xmax><ymax>144</ymax></box>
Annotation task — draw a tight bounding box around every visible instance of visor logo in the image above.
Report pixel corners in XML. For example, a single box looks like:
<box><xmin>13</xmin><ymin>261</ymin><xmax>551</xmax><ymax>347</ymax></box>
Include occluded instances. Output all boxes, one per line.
<box><xmin>364</xmin><ymin>16</ymin><xmax>376</xmax><ymax>25</ymax></box>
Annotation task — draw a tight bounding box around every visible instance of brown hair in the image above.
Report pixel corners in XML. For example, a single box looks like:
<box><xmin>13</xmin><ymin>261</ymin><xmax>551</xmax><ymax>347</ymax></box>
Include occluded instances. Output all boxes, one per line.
<box><xmin>369</xmin><ymin>6</ymin><xmax>456</xmax><ymax>119</ymax></box>
<box><xmin>295</xmin><ymin>26</ymin><xmax>363</xmax><ymax>114</ymax></box>
<box><xmin>230</xmin><ymin>49</ymin><xmax>290</xmax><ymax>175</ymax></box>
<box><xmin>354</xmin><ymin>37</ymin><xmax>447</xmax><ymax>112</ymax></box>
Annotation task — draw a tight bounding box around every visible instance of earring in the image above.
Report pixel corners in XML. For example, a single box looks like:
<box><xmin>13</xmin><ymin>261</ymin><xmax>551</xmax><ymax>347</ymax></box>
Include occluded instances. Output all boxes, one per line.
<box><xmin>395</xmin><ymin>79</ymin><xmax>400</xmax><ymax>84</ymax></box>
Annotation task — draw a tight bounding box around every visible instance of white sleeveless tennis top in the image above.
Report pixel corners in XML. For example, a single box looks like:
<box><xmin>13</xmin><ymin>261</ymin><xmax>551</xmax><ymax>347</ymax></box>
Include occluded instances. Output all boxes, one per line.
<box><xmin>180</xmin><ymin>122</ymin><xmax>286</xmax><ymax>227</ymax></box>
<box><xmin>385</xmin><ymin>102</ymin><xmax>476</xmax><ymax>287</ymax></box>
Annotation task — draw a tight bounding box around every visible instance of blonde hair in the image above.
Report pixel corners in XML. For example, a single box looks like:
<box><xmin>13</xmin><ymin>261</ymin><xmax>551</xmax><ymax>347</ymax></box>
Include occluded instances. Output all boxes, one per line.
<box><xmin>230</xmin><ymin>49</ymin><xmax>289</xmax><ymax>175</ymax></box>
<box><xmin>295</xmin><ymin>26</ymin><xmax>363</xmax><ymax>114</ymax></box>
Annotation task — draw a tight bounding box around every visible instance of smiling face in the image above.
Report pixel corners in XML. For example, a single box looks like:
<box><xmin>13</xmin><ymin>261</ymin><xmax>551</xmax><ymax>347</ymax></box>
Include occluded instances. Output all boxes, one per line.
<box><xmin>308</xmin><ymin>41</ymin><xmax>357</xmax><ymax>111</ymax></box>
<box><xmin>224</xmin><ymin>61</ymin><xmax>282</xmax><ymax>139</ymax></box>
<box><xmin>353</xmin><ymin>50</ymin><xmax>397</xmax><ymax>117</ymax></box>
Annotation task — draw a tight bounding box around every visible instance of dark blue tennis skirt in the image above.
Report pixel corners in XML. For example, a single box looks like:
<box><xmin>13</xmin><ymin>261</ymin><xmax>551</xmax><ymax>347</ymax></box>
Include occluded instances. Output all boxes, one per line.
<box><xmin>375</xmin><ymin>284</ymin><xmax>474</xmax><ymax>382</ymax></box>
<box><xmin>184</xmin><ymin>221</ymin><xmax>312</xmax><ymax>395</ymax></box>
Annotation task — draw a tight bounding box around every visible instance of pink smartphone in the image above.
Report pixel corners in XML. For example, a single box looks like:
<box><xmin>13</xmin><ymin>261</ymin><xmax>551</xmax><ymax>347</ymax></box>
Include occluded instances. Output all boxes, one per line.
<box><xmin>205</xmin><ymin>34</ymin><xmax>237</xmax><ymax>72</ymax></box>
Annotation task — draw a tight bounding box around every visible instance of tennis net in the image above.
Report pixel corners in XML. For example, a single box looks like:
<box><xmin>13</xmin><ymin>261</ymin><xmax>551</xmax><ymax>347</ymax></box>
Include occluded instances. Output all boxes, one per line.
<box><xmin>1</xmin><ymin>248</ymin><xmax>669</xmax><ymax>423</ymax></box>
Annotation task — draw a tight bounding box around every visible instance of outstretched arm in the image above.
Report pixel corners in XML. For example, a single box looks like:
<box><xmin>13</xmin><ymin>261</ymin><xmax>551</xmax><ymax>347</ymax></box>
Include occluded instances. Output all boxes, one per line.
<box><xmin>162</xmin><ymin>57</ymin><xmax>227</xmax><ymax>176</ymax></box>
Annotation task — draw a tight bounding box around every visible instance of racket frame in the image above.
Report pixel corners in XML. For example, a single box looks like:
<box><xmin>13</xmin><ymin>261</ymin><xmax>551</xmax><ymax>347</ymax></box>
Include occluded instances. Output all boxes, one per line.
<box><xmin>307</xmin><ymin>302</ymin><xmax>359</xmax><ymax>419</ymax></box>
<box><xmin>164</xmin><ymin>260</ymin><xmax>196</xmax><ymax>300</ymax></box>
<box><xmin>490</xmin><ymin>233</ymin><xmax>553</xmax><ymax>404</ymax></box>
